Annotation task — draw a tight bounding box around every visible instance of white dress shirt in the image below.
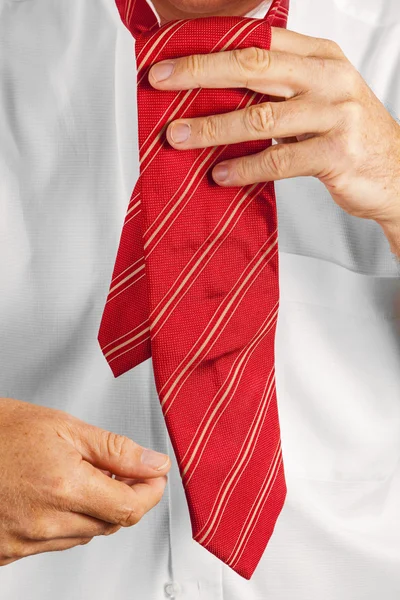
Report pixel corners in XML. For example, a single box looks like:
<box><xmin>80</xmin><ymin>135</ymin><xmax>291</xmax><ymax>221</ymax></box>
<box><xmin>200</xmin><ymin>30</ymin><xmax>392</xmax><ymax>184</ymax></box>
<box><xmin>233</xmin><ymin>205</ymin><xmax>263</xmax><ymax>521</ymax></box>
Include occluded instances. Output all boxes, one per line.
<box><xmin>1</xmin><ymin>0</ymin><xmax>400</xmax><ymax>598</ymax></box>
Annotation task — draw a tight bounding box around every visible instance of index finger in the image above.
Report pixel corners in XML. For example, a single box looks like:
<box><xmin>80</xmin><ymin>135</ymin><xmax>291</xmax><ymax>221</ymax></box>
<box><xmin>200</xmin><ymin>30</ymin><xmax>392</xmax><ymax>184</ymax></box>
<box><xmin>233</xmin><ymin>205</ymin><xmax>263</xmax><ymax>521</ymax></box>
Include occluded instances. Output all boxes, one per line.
<box><xmin>149</xmin><ymin>47</ymin><xmax>327</xmax><ymax>99</ymax></box>
<box><xmin>148</xmin><ymin>28</ymin><xmax>345</xmax><ymax>95</ymax></box>
<box><xmin>68</xmin><ymin>461</ymin><xmax>167</xmax><ymax>527</ymax></box>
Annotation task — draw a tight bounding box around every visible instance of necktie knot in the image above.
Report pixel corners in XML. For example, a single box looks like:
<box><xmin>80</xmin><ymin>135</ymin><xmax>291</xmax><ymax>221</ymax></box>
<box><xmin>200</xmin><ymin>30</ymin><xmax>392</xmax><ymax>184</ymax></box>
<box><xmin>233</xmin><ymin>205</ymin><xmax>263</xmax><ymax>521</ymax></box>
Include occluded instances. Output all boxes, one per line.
<box><xmin>135</xmin><ymin>17</ymin><xmax>272</xmax><ymax>77</ymax></box>
<box><xmin>117</xmin><ymin>0</ymin><xmax>289</xmax><ymax>39</ymax></box>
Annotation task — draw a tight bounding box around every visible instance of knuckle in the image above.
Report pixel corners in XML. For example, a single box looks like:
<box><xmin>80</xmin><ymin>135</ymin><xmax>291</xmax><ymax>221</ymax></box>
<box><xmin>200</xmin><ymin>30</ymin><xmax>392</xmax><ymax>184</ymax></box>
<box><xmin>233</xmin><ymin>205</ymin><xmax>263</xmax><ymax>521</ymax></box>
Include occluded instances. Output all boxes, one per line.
<box><xmin>50</xmin><ymin>474</ymin><xmax>74</xmax><ymax>501</ymax></box>
<box><xmin>234</xmin><ymin>46</ymin><xmax>270</xmax><ymax>77</ymax></box>
<box><xmin>316</xmin><ymin>37</ymin><xmax>344</xmax><ymax>58</ymax></box>
<box><xmin>118</xmin><ymin>502</ymin><xmax>144</xmax><ymax>527</ymax></box>
<box><xmin>103</xmin><ymin>524</ymin><xmax>121</xmax><ymax>537</ymax></box>
<box><xmin>153</xmin><ymin>486</ymin><xmax>165</xmax><ymax>506</ymax></box>
<box><xmin>310</xmin><ymin>55</ymin><xmax>329</xmax><ymax>76</ymax></box>
<box><xmin>17</xmin><ymin>543</ymin><xmax>37</xmax><ymax>558</ymax></box>
<box><xmin>338</xmin><ymin>99</ymin><xmax>363</xmax><ymax>127</ymax></box>
<box><xmin>344</xmin><ymin>65</ymin><xmax>363</xmax><ymax>94</ymax></box>
<box><xmin>246</xmin><ymin>103</ymin><xmax>275</xmax><ymax>136</ymax></box>
<box><xmin>24</xmin><ymin>518</ymin><xmax>57</xmax><ymax>541</ymax></box>
<box><xmin>0</xmin><ymin>546</ymin><xmax>12</xmax><ymax>562</ymax></box>
<box><xmin>102</xmin><ymin>430</ymin><xmax>134</xmax><ymax>463</ymax></box>
<box><xmin>1</xmin><ymin>540</ymin><xmax>23</xmax><ymax>560</ymax></box>
<box><xmin>79</xmin><ymin>538</ymin><xmax>93</xmax><ymax>546</ymax></box>
<box><xmin>235</xmin><ymin>158</ymin><xmax>254</xmax><ymax>183</ymax></box>
<box><xmin>332</xmin><ymin>61</ymin><xmax>362</xmax><ymax>96</ymax></box>
<box><xmin>327</xmin><ymin>39</ymin><xmax>344</xmax><ymax>58</ymax></box>
<box><xmin>185</xmin><ymin>53</ymin><xmax>205</xmax><ymax>80</ymax></box>
<box><xmin>267</xmin><ymin>145</ymin><xmax>291</xmax><ymax>179</ymax></box>
<box><xmin>200</xmin><ymin>115</ymin><xmax>221</xmax><ymax>144</ymax></box>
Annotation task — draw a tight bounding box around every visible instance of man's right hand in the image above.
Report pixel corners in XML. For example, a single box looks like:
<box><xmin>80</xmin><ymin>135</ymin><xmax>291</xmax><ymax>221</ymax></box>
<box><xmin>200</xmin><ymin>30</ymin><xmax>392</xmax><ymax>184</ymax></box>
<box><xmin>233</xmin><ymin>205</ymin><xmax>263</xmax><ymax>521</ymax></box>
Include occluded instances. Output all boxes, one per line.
<box><xmin>0</xmin><ymin>397</ymin><xmax>171</xmax><ymax>566</ymax></box>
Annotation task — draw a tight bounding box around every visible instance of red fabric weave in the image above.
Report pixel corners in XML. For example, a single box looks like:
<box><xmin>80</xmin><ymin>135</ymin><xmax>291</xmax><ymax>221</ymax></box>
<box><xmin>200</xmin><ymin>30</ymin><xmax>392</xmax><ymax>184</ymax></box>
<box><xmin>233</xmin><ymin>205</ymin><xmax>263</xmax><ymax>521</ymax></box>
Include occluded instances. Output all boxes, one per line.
<box><xmin>98</xmin><ymin>0</ymin><xmax>289</xmax><ymax>579</ymax></box>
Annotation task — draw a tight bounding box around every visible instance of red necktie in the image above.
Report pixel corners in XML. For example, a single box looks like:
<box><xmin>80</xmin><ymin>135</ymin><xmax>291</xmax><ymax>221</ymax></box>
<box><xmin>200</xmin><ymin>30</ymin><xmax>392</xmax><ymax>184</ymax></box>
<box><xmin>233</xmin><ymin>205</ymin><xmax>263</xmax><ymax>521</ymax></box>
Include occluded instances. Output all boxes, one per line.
<box><xmin>98</xmin><ymin>0</ymin><xmax>289</xmax><ymax>580</ymax></box>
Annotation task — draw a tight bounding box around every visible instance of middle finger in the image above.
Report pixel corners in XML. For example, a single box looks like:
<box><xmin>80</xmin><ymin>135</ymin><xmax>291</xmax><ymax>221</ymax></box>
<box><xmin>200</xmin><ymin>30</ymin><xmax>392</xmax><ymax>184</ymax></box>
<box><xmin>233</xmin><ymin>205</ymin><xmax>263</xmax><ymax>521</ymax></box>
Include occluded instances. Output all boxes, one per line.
<box><xmin>166</xmin><ymin>98</ymin><xmax>335</xmax><ymax>150</ymax></box>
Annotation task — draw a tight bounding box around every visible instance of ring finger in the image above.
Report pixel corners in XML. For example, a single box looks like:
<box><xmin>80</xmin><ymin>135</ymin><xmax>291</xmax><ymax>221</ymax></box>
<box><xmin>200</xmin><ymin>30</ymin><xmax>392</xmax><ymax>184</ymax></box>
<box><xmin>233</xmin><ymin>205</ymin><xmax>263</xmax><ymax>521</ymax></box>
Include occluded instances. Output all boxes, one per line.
<box><xmin>20</xmin><ymin>513</ymin><xmax>121</xmax><ymax>542</ymax></box>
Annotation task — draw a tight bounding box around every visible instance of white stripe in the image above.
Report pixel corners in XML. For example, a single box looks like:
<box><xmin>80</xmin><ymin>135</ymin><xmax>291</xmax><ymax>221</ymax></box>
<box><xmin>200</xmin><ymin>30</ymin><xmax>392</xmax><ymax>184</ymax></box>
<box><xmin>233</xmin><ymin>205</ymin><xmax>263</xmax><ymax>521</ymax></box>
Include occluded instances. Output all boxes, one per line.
<box><xmin>161</xmin><ymin>237</ymin><xmax>278</xmax><ymax>407</ymax></box>
<box><xmin>124</xmin><ymin>209</ymin><xmax>141</xmax><ymax>226</ymax></box>
<box><xmin>101</xmin><ymin>319</ymin><xmax>148</xmax><ymax>352</ymax></box>
<box><xmin>125</xmin><ymin>0</ymin><xmax>134</xmax><ymax>26</ymax></box>
<box><xmin>109</xmin><ymin>264</ymin><xmax>145</xmax><ymax>295</ymax></box>
<box><xmin>227</xmin><ymin>441</ymin><xmax>281</xmax><ymax>563</ymax></box>
<box><xmin>182</xmin><ymin>306</ymin><xmax>278</xmax><ymax>481</ymax></box>
<box><xmin>105</xmin><ymin>326</ymin><xmax>150</xmax><ymax>359</ymax></box>
<box><xmin>144</xmin><ymin>148</ymin><xmax>219</xmax><ymax>248</ymax></box>
<box><xmin>140</xmin><ymin>90</ymin><xmax>192</xmax><ymax>162</ymax></box>
<box><xmin>144</xmin><ymin>93</ymin><xmax>258</xmax><ymax>255</ymax></box>
<box><xmin>220</xmin><ymin>20</ymin><xmax>265</xmax><ymax>53</ymax></box>
<box><xmin>138</xmin><ymin>20</ymin><xmax>258</xmax><ymax>163</ymax></box>
<box><xmin>106</xmin><ymin>272</ymin><xmax>146</xmax><ymax>304</ymax></box>
<box><xmin>108</xmin><ymin>335</ymin><xmax>151</xmax><ymax>365</ymax></box>
<box><xmin>179</xmin><ymin>303</ymin><xmax>277</xmax><ymax>468</ymax></box>
<box><xmin>143</xmin><ymin>90</ymin><xmax>256</xmax><ymax>241</ymax></box>
<box><xmin>126</xmin><ymin>199</ymin><xmax>141</xmax><ymax>216</ymax></box>
<box><xmin>111</xmin><ymin>256</ymin><xmax>144</xmax><ymax>284</ymax></box>
<box><xmin>196</xmin><ymin>373</ymin><xmax>276</xmax><ymax>544</ymax></box>
<box><xmin>229</xmin><ymin>451</ymin><xmax>282</xmax><ymax>568</ymax></box>
<box><xmin>162</xmin><ymin>248</ymin><xmax>277</xmax><ymax>418</ymax></box>
<box><xmin>150</xmin><ymin>184</ymin><xmax>259</xmax><ymax>330</ymax></box>
<box><xmin>137</xmin><ymin>22</ymin><xmax>183</xmax><ymax>71</ymax></box>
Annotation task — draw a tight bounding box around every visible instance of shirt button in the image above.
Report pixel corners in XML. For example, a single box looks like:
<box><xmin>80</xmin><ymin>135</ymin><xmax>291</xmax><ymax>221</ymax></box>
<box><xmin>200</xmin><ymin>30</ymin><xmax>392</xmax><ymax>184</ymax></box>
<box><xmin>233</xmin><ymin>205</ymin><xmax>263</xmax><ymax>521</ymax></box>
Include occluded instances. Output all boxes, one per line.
<box><xmin>164</xmin><ymin>581</ymin><xmax>182</xmax><ymax>598</ymax></box>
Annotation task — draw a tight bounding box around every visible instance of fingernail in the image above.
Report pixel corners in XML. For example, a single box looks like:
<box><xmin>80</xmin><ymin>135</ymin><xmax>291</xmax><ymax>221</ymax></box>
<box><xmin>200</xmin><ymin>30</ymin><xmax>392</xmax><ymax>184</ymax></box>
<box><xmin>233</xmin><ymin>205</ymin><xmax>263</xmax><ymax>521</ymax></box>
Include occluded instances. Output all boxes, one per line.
<box><xmin>151</xmin><ymin>61</ymin><xmax>175</xmax><ymax>82</ymax></box>
<box><xmin>141</xmin><ymin>448</ymin><xmax>170</xmax><ymax>470</ymax></box>
<box><xmin>213</xmin><ymin>164</ymin><xmax>230</xmax><ymax>182</ymax></box>
<box><xmin>170</xmin><ymin>122</ymin><xmax>191</xmax><ymax>143</ymax></box>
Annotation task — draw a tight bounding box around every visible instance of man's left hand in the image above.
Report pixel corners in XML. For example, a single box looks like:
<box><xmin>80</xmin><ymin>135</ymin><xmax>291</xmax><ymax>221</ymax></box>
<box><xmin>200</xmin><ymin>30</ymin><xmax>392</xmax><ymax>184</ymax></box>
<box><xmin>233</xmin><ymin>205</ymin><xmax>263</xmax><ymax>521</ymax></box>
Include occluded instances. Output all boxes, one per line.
<box><xmin>149</xmin><ymin>27</ymin><xmax>400</xmax><ymax>250</ymax></box>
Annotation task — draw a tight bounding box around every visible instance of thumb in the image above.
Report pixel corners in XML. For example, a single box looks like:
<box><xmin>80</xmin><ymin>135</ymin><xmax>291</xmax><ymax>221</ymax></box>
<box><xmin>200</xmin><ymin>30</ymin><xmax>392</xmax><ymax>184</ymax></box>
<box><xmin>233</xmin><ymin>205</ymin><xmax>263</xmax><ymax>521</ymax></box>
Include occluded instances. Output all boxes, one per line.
<box><xmin>64</xmin><ymin>421</ymin><xmax>171</xmax><ymax>479</ymax></box>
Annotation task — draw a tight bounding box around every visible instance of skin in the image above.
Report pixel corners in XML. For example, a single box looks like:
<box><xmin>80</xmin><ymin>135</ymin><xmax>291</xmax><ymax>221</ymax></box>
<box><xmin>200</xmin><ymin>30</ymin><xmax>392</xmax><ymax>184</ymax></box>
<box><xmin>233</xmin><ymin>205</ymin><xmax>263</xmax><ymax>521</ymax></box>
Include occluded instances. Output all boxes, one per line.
<box><xmin>152</xmin><ymin>0</ymin><xmax>263</xmax><ymax>20</ymax></box>
<box><xmin>148</xmin><ymin>4</ymin><xmax>400</xmax><ymax>256</ymax></box>
<box><xmin>0</xmin><ymin>398</ymin><xmax>170</xmax><ymax>566</ymax></box>
<box><xmin>2</xmin><ymin>0</ymin><xmax>400</xmax><ymax>568</ymax></box>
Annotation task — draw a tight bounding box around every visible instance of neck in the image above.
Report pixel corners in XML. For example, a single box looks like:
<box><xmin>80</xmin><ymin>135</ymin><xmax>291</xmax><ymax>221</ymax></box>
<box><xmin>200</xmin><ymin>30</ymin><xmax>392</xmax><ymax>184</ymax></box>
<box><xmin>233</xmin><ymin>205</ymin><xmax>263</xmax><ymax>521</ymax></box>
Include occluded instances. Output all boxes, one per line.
<box><xmin>151</xmin><ymin>0</ymin><xmax>264</xmax><ymax>23</ymax></box>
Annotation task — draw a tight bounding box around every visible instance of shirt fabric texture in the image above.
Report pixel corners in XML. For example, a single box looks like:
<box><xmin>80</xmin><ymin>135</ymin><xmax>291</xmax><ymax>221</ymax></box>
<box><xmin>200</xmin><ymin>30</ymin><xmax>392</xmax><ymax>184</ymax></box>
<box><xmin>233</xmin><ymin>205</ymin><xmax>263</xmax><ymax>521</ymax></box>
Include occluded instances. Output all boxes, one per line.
<box><xmin>1</xmin><ymin>0</ymin><xmax>400</xmax><ymax>598</ymax></box>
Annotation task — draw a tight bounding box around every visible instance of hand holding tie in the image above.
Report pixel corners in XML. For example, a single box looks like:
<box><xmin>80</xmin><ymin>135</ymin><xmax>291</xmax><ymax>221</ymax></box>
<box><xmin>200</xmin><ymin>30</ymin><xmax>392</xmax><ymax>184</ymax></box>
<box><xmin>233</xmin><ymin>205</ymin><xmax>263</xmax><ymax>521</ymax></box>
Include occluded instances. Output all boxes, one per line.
<box><xmin>0</xmin><ymin>398</ymin><xmax>170</xmax><ymax>566</ymax></box>
<box><xmin>150</xmin><ymin>26</ymin><xmax>400</xmax><ymax>253</ymax></box>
